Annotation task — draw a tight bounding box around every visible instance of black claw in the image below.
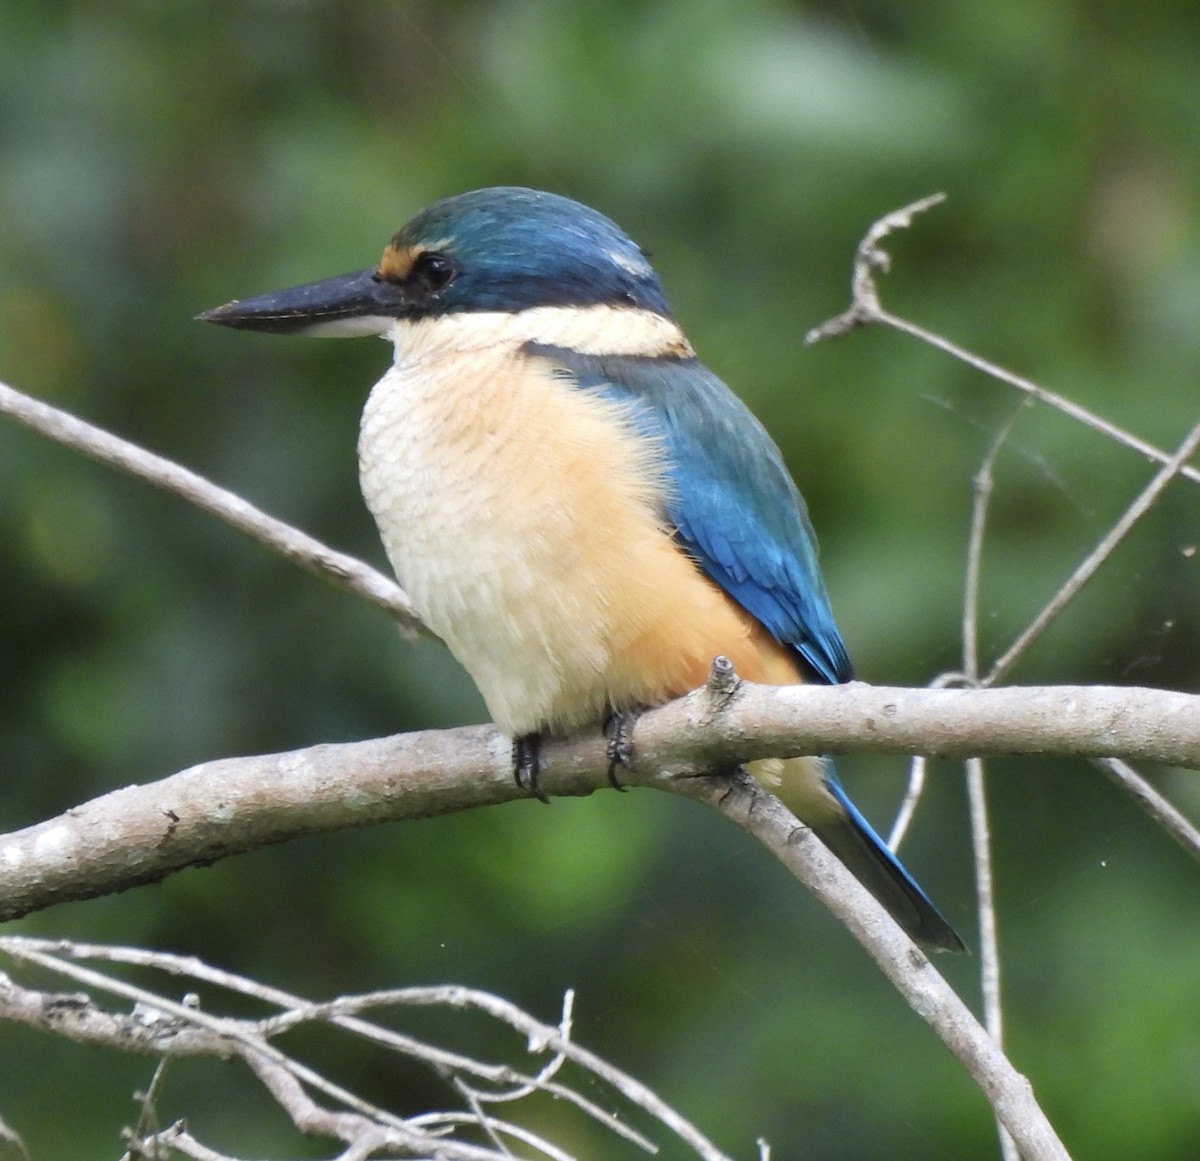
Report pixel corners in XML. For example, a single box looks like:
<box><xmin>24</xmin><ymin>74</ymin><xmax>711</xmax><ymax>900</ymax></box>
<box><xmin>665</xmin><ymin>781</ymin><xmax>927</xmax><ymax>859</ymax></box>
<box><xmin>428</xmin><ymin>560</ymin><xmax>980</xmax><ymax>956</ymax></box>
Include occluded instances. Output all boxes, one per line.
<box><xmin>604</xmin><ymin>709</ymin><xmax>642</xmax><ymax>791</ymax></box>
<box><xmin>513</xmin><ymin>733</ymin><xmax>550</xmax><ymax>804</ymax></box>
<box><xmin>715</xmin><ymin>763</ymin><xmax>749</xmax><ymax>805</ymax></box>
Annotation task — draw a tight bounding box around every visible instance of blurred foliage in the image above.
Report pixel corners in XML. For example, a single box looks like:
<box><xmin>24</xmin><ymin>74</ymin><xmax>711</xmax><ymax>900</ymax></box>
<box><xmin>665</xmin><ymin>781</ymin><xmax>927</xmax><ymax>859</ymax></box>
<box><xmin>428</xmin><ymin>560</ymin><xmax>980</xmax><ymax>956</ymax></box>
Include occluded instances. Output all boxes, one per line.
<box><xmin>1</xmin><ymin>1</ymin><xmax>1198</xmax><ymax>1158</ymax></box>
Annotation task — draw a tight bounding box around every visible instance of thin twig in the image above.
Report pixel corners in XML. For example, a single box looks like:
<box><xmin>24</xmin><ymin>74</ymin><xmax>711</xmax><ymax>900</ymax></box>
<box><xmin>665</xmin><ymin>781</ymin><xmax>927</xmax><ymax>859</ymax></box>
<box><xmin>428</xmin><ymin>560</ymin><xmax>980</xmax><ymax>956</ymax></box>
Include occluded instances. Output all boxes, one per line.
<box><xmin>892</xmin><ymin>395</ymin><xmax>1022</xmax><ymax>853</ymax></box>
<box><xmin>886</xmin><ymin>755</ymin><xmax>926</xmax><ymax>851</ymax></box>
<box><xmin>877</xmin><ymin>309</ymin><xmax>1200</xmax><ymax>490</ymax></box>
<box><xmin>318</xmin><ymin>985</ymin><xmax>726</xmax><ymax>1161</ymax></box>
<box><xmin>331</xmin><ymin>1129</ymin><xmax>393</xmax><ymax>1161</ymax></box>
<box><xmin>126</xmin><ymin>1056</ymin><xmax>173</xmax><ymax>1160</ymax></box>
<box><xmin>805</xmin><ymin>198</ymin><xmax>1200</xmax><ymax>489</ymax></box>
<box><xmin>124</xmin><ymin>1122</ymin><xmax>237</xmax><ymax>1161</ymax></box>
<box><xmin>0</xmin><ymin>378</ymin><xmax>426</xmax><ymax>636</ymax></box>
<box><xmin>0</xmin><ymin>1115</ymin><xmax>29</xmax><ymax>1161</ymax></box>
<box><xmin>803</xmin><ymin>193</ymin><xmax>948</xmax><ymax>342</ymax></box>
<box><xmin>964</xmin><ymin>405</ymin><xmax>1031</xmax><ymax>679</ymax></box>
<box><xmin>449</xmin><ymin>1081</ymin><xmax>519</xmax><ymax>1160</ymax></box>
<box><xmin>1093</xmin><ymin>758</ymin><xmax>1200</xmax><ymax>863</ymax></box>
<box><xmin>965</xmin><ymin>758</ymin><xmax>1017</xmax><ymax>1161</ymax></box>
<box><xmin>985</xmin><ymin>415</ymin><xmax>1200</xmax><ymax>685</ymax></box>
<box><xmin>1</xmin><ymin>940</ymin><xmax>707</xmax><ymax>1160</ymax></box>
<box><xmin>1</xmin><ymin>943</ymin><xmax>416</xmax><ymax>1136</ymax></box>
<box><xmin>958</xmin><ymin>408</ymin><xmax>1027</xmax><ymax>1161</ymax></box>
<box><xmin>5</xmin><ymin>938</ymin><xmax>658</xmax><ymax>1152</ymax></box>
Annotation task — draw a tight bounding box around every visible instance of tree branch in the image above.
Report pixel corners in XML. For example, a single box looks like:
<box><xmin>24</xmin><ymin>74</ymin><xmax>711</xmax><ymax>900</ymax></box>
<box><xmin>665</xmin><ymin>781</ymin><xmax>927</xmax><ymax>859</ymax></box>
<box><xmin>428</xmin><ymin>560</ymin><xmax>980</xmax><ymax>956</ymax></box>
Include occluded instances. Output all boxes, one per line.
<box><xmin>1</xmin><ymin>944</ymin><xmax>732</xmax><ymax>1161</ymax></box>
<box><xmin>805</xmin><ymin>194</ymin><xmax>1200</xmax><ymax>489</ymax></box>
<box><xmin>985</xmin><ymin>414</ymin><xmax>1200</xmax><ymax>685</ymax></box>
<box><xmin>4</xmin><ymin>204</ymin><xmax>1196</xmax><ymax>1161</ymax></box>
<box><xmin>1092</xmin><ymin>756</ymin><xmax>1200</xmax><ymax>862</ymax></box>
<box><xmin>2</xmin><ymin>679</ymin><xmax>1195</xmax><ymax>924</ymax></box>
<box><xmin>0</xmin><ymin>378</ymin><xmax>425</xmax><ymax>635</ymax></box>
<box><xmin>670</xmin><ymin>770</ymin><xmax>1072</xmax><ymax>1161</ymax></box>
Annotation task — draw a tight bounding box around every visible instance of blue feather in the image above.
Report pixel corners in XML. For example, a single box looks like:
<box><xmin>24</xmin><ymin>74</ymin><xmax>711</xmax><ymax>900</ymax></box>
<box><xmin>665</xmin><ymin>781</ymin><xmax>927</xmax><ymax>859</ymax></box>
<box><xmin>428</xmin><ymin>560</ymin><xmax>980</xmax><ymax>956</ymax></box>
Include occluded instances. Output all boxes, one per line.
<box><xmin>528</xmin><ymin>343</ymin><xmax>964</xmax><ymax>953</ymax></box>
<box><xmin>812</xmin><ymin>778</ymin><xmax>964</xmax><ymax>952</ymax></box>
<box><xmin>397</xmin><ymin>188</ymin><xmax>673</xmax><ymax>317</ymax></box>
<box><xmin>528</xmin><ymin>346</ymin><xmax>852</xmax><ymax>685</ymax></box>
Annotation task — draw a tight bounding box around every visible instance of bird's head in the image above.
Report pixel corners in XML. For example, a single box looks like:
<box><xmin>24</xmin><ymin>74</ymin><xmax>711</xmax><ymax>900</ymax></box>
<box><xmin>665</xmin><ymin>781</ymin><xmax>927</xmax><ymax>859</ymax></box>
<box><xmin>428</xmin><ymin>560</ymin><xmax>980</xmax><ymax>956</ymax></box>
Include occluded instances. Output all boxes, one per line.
<box><xmin>198</xmin><ymin>187</ymin><xmax>674</xmax><ymax>338</ymax></box>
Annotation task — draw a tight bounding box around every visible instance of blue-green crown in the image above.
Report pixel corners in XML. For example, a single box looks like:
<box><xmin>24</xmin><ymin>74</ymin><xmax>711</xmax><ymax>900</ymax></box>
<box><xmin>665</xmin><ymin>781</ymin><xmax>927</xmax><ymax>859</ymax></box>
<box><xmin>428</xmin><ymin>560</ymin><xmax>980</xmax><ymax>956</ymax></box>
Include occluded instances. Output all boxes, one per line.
<box><xmin>395</xmin><ymin>187</ymin><xmax>673</xmax><ymax>317</ymax></box>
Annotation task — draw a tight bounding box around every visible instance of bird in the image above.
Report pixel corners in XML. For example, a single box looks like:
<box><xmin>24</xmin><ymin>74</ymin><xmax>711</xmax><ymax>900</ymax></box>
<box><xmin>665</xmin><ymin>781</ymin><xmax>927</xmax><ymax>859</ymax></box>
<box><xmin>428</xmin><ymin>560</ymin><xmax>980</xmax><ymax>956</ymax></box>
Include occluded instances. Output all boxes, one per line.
<box><xmin>199</xmin><ymin>186</ymin><xmax>963</xmax><ymax>953</ymax></box>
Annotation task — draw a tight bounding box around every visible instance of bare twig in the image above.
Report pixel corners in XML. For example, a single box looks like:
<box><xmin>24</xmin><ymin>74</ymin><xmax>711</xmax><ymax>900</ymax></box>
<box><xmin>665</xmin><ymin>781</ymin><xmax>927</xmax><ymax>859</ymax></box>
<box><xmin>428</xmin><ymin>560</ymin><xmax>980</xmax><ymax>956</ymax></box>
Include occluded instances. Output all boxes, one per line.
<box><xmin>0</xmin><ymin>378</ymin><xmax>425</xmax><ymax>636</ymax></box>
<box><xmin>965</xmin><ymin>757</ymin><xmax>1017</xmax><ymax>1161</ymax></box>
<box><xmin>13</xmin><ymin>939</ymin><xmax>652</xmax><ymax>1152</ymax></box>
<box><xmin>959</xmin><ymin>413</ymin><xmax>1025</xmax><ymax>1161</ymax></box>
<box><xmin>449</xmin><ymin>1080</ymin><xmax>523</xmax><ymax>1159</ymax></box>
<box><xmin>889</xmin><ymin>455</ymin><xmax>993</xmax><ymax>851</ymax></box>
<box><xmin>123</xmin><ymin>1122</ymin><xmax>236</xmax><ymax>1161</ymax></box>
<box><xmin>805</xmin><ymin>197</ymin><xmax>1200</xmax><ymax>490</ymax></box>
<box><xmin>1093</xmin><ymin>758</ymin><xmax>1200</xmax><ymax>863</ymax></box>
<box><xmin>2</xmin><ymin>941</ymin><xmax>730</xmax><ymax>1161</ymax></box>
<box><xmin>984</xmin><ymin>416</ymin><xmax>1200</xmax><ymax>685</ymax></box>
<box><xmin>964</xmin><ymin>406</ymin><xmax>1031</xmax><ymax>680</ymax></box>
<box><xmin>886</xmin><ymin>754</ymin><xmax>927</xmax><ymax>851</ymax></box>
<box><xmin>803</xmin><ymin>193</ymin><xmax>948</xmax><ymax>342</ymax></box>
<box><xmin>0</xmin><ymin>1114</ymin><xmax>29</xmax><ymax>1161</ymax></box>
<box><xmin>885</xmin><ymin>312</ymin><xmax>1200</xmax><ymax>490</ymax></box>
<box><xmin>126</xmin><ymin>1056</ymin><xmax>172</xmax><ymax>1159</ymax></box>
<box><xmin>1</xmin><ymin>945</ymin><xmax>415</xmax><ymax>1137</ymax></box>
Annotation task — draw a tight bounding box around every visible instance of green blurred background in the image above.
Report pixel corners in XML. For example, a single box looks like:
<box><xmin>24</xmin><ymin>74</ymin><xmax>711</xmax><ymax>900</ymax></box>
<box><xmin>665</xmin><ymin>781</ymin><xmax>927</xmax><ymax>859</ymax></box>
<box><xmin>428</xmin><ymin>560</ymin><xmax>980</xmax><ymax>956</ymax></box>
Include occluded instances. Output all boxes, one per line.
<box><xmin>2</xmin><ymin>1</ymin><xmax>1198</xmax><ymax>1157</ymax></box>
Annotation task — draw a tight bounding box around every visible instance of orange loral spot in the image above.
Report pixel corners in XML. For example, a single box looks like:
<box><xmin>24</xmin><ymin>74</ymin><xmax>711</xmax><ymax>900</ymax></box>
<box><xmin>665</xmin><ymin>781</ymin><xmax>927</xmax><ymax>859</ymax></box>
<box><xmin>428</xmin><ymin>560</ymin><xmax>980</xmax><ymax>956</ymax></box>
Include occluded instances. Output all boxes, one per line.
<box><xmin>376</xmin><ymin>243</ymin><xmax>418</xmax><ymax>282</ymax></box>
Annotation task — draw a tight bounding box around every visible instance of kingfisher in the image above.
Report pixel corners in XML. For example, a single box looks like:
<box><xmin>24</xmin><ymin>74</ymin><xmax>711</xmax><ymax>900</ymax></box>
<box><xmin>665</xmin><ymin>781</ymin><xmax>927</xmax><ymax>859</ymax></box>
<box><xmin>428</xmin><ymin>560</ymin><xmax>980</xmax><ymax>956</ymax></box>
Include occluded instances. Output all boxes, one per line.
<box><xmin>199</xmin><ymin>187</ymin><xmax>962</xmax><ymax>952</ymax></box>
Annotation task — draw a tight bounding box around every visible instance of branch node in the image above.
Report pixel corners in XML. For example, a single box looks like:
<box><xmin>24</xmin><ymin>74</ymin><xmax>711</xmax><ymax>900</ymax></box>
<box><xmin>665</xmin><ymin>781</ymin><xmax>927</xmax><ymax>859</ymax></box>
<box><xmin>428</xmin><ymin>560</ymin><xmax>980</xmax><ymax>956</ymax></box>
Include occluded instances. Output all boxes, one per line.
<box><xmin>705</xmin><ymin>655</ymin><xmax>741</xmax><ymax>704</ymax></box>
<box><xmin>805</xmin><ymin>192</ymin><xmax>947</xmax><ymax>346</ymax></box>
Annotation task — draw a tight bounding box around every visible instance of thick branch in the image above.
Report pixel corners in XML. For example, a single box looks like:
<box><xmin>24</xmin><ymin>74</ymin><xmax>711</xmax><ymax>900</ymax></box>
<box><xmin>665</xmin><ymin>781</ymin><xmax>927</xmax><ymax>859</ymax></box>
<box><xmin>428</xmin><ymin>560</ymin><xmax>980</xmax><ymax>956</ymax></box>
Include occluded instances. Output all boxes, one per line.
<box><xmin>671</xmin><ymin>770</ymin><xmax>1071</xmax><ymax>1161</ymax></box>
<box><xmin>3</xmin><ymin>674</ymin><xmax>1159</xmax><ymax>1161</ymax></box>
<box><xmin>1</xmin><ymin>681</ymin><xmax>1195</xmax><ymax>923</ymax></box>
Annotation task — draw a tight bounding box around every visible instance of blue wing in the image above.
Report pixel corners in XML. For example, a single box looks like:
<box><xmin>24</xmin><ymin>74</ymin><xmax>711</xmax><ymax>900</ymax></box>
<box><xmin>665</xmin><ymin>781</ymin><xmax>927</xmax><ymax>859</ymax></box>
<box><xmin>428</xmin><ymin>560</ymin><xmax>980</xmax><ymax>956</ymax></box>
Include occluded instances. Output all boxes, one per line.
<box><xmin>528</xmin><ymin>345</ymin><xmax>852</xmax><ymax>685</ymax></box>
<box><xmin>527</xmin><ymin>345</ymin><xmax>963</xmax><ymax>952</ymax></box>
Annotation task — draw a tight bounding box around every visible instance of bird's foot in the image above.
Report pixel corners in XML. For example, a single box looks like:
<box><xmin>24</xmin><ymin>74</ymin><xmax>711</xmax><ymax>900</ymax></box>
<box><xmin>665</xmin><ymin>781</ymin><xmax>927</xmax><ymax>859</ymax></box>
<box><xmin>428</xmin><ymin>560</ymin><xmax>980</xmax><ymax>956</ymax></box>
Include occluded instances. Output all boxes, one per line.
<box><xmin>603</xmin><ymin>708</ymin><xmax>643</xmax><ymax>791</ymax></box>
<box><xmin>513</xmin><ymin>733</ymin><xmax>550</xmax><ymax>804</ymax></box>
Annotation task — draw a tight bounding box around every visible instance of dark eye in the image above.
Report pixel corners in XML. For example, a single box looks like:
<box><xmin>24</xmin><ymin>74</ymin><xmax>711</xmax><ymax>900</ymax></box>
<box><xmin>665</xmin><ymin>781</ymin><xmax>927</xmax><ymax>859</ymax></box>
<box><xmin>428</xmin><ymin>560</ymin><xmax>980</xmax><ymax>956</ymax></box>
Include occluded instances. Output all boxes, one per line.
<box><xmin>413</xmin><ymin>252</ymin><xmax>455</xmax><ymax>293</ymax></box>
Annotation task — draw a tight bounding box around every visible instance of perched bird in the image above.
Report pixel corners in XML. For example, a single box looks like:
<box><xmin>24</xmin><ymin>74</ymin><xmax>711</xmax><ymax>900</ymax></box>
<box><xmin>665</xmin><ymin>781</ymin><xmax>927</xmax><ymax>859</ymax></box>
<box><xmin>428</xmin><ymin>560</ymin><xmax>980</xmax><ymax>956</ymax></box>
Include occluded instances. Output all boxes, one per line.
<box><xmin>200</xmin><ymin>187</ymin><xmax>962</xmax><ymax>952</ymax></box>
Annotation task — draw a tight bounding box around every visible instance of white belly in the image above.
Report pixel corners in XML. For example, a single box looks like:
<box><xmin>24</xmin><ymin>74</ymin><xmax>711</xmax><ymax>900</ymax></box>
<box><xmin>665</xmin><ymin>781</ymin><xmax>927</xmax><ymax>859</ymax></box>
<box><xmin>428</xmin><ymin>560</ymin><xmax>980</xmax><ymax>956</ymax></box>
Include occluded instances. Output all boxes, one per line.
<box><xmin>358</xmin><ymin>338</ymin><xmax>669</xmax><ymax>736</ymax></box>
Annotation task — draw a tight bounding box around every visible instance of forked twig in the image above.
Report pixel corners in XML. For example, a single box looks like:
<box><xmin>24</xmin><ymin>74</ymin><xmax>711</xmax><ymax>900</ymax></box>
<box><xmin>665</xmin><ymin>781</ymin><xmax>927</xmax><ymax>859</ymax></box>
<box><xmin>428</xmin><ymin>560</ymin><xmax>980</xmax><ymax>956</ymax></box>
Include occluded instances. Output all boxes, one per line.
<box><xmin>812</xmin><ymin>198</ymin><xmax>1200</xmax><ymax>1161</ymax></box>
<box><xmin>886</xmin><ymin>754</ymin><xmax>927</xmax><ymax>851</ymax></box>
<box><xmin>805</xmin><ymin>196</ymin><xmax>1200</xmax><ymax>489</ymax></box>
<box><xmin>960</xmin><ymin>410</ymin><xmax>1025</xmax><ymax>1161</ymax></box>
<box><xmin>2</xmin><ymin>936</ymin><xmax>734</xmax><ymax>1161</ymax></box>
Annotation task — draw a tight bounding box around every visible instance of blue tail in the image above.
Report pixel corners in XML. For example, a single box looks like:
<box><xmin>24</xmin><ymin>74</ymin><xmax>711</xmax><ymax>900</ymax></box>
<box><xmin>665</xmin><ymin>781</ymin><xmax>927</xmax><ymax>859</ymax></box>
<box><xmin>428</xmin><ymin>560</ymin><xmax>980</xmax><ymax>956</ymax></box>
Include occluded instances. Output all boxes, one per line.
<box><xmin>812</xmin><ymin>774</ymin><xmax>965</xmax><ymax>954</ymax></box>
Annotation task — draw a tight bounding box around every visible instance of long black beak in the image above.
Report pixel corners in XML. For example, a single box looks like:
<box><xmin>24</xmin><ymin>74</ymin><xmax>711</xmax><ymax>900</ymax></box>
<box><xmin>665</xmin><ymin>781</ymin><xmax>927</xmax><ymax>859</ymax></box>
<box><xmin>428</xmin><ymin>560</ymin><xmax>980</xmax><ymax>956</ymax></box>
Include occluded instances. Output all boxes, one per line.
<box><xmin>197</xmin><ymin>268</ymin><xmax>404</xmax><ymax>337</ymax></box>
